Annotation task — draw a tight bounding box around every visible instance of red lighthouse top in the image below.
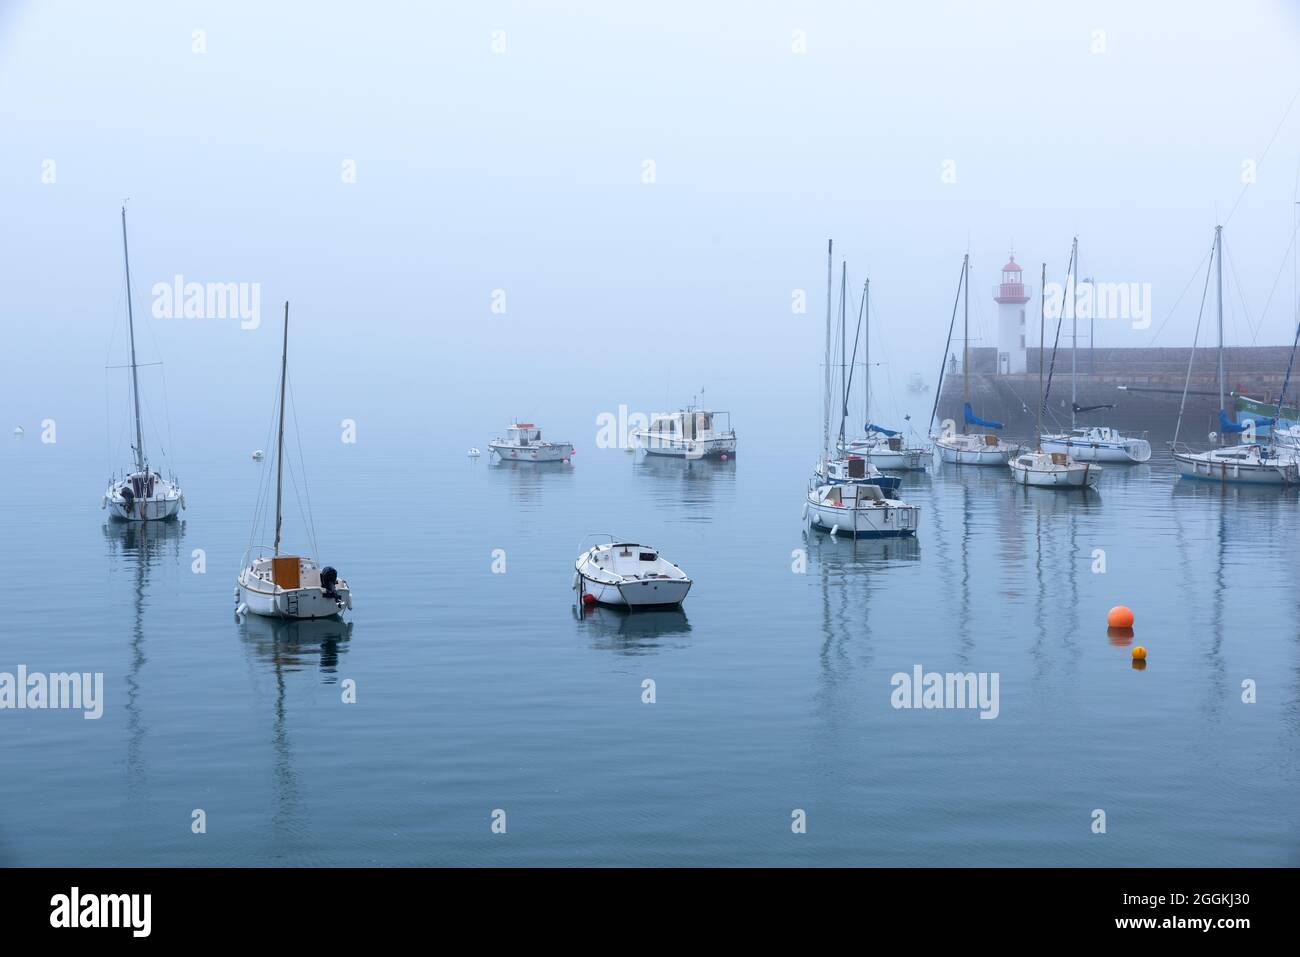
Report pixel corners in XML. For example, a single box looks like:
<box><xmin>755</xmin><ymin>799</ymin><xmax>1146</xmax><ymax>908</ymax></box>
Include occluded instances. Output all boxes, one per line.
<box><xmin>994</xmin><ymin>254</ymin><xmax>1030</xmax><ymax>304</ymax></box>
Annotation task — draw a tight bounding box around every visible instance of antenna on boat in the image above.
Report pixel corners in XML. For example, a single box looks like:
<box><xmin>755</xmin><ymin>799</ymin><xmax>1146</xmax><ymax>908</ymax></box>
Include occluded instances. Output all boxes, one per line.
<box><xmin>120</xmin><ymin>205</ymin><xmax>145</xmax><ymax>474</ymax></box>
<box><xmin>274</xmin><ymin>301</ymin><xmax>289</xmax><ymax>556</ymax></box>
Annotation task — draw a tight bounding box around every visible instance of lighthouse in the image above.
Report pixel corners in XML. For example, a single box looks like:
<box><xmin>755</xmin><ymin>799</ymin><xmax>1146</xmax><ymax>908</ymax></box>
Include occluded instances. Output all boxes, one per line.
<box><xmin>993</xmin><ymin>255</ymin><xmax>1030</xmax><ymax>374</ymax></box>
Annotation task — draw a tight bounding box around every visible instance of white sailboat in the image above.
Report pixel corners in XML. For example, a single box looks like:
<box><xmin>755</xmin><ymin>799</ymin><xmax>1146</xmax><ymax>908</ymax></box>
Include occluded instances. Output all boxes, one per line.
<box><xmin>1171</xmin><ymin>226</ymin><xmax>1300</xmax><ymax>485</ymax></box>
<box><xmin>836</xmin><ymin>277</ymin><xmax>930</xmax><ymax>470</ymax></box>
<box><xmin>1010</xmin><ymin>261</ymin><xmax>1103</xmax><ymax>489</ymax></box>
<box><xmin>932</xmin><ymin>254</ymin><xmax>1018</xmax><ymax>465</ymax></box>
<box><xmin>1039</xmin><ymin>238</ymin><xmax>1152</xmax><ymax>463</ymax></box>
<box><xmin>102</xmin><ymin>206</ymin><xmax>185</xmax><ymax>522</ymax></box>
<box><xmin>236</xmin><ymin>303</ymin><xmax>353</xmax><ymax>620</ymax></box>
<box><xmin>807</xmin><ymin>240</ymin><xmax>919</xmax><ymax>535</ymax></box>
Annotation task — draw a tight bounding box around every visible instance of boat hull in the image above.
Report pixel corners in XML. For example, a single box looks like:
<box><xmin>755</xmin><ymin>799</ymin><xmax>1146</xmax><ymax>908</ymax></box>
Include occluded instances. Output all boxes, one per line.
<box><xmin>1040</xmin><ymin>436</ymin><xmax>1150</xmax><ymax>463</ymax></box>
<box><xmin>865</xmin><ymin>447</ymin><xmax>929</xmax><ymax>471</ymax></box>
<box><xmin>489</xmin><ymin>442</ymin><xmax>573</xmax><ymax>462</ymax></box>
<box><xmin>1173</xmin><ymin>451</ymin><xmax>1298</xmax><ymax>485</ymax></box>
<box><xmin>1009</xmin><ymin>462</ymin><xmax>1101</xmax><ymax>488</ymax></box>
<box><xmin>638</xmin><ymin>436</ymin><xmax>736</xmax><ymax>459</ymax></box>
<box><xmin>576</xmin><ymin>572</ymin><xmax>691</xmax><ymax>607</ymax></box>
<box><xmin>935</xmin><ymin>439</ymin><xmax>1012</xmax><ymax>466</ymax></box>
<box><xmin>237</xmin><ymin>577</ymin><xmax>352</xmax><ymax>619</ymax></box>
<box><xmin>805</xmin><ymin>499</ymin><xmax>919</xmax><ymax>538</ymax></box>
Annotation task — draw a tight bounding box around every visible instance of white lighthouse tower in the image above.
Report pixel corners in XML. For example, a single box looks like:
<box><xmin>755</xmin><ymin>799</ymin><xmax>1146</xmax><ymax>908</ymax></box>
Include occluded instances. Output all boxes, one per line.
<box><xmin>993</xmin><ymin>255</ymin><xmax>1030</xmax><ymax>374</ymax></box>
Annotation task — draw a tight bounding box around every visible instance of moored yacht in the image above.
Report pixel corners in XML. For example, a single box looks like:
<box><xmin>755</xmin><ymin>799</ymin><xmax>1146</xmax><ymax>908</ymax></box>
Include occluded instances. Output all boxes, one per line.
<box><xmin>1040</xmin><ymin>425</ymin><xmax>1151</xmax><ymax>463</ymax></box>
<box><xmin>488</xmin><ymin>424</ymin><xmax>573</xmax><ymax>462</ymax></box>
<box><xmin>804</xmin><ymin>481</ymin><xmax>920</xmax><ymax>538</ymax></box>
<box><xmin>236</xmin><ymin>303</ymin><xmax>352</xmax><ymax>620</ymax></box>
<box><xmin>633</xmin><ymin>407</ymin><xmax>735</xmax><ymax>459</ymax></box>
<box><xmin>103</xmin><ymin>206</ymin><xmax>184</xmax><ymax>522</ymax></box>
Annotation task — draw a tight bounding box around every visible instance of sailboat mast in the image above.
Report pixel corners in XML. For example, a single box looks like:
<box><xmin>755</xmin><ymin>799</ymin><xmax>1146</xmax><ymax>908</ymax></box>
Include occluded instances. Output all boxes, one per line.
<box><xmin>962</xmin><ymin>253</ymin><xmax>969</xmax><ymax>433</ymax></box>
<box><xmin>1070</xmin><ymin>237</ymin><xmax>1078</xmax><ymax>431</ymax></box>
<box><xmin>823</xmin><ymin>240</ymin><xmax>833</xmax><ymax>463</ymax></box>
<box><xmin>864</xmin><ymin>278</ymin><xmax>871</xmax><ymax>430</ymax></box>
<box><xmin>120</xmin><ymin>206</ymin><xmax>145</xmax><ymax>474</ymax></box>
<box><xmin>838</xmin><ymin>262</ymin><xmax>847</xmax><ymax>447</ymax></box>
<box><xmin>1215</xmin><ymin>225</ymin><xmax>1224</xmax><ymax>420</ymax></box>
<box><xmin>273</xmin><ymin>302</ymin><xmax>289</xmax><ymax>556</ymax></box>
<box><xmin>1038</xmin><ymin>262</ymin><xmax>1046</xmax><ymax>449</ymax></box>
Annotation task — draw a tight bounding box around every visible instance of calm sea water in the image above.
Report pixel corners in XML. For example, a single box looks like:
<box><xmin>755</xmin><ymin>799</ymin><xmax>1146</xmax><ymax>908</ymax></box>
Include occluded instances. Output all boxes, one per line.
<box><xmin>3</xmin><ymin>430</ymin><xmax>1298</xmax><ymax>867</ymax></box>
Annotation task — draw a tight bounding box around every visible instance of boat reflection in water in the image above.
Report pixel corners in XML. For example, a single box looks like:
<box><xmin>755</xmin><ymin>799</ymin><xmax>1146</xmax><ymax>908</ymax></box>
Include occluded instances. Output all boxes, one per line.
<box><xmin>238</xmin><ymin>613</ymin><xmax>353</xmax><ymax>680</ymax></box>
<box><xmin>572</xmin><ymin>602</ymin><xmax>691</xmax><ymax>656</ymax></box>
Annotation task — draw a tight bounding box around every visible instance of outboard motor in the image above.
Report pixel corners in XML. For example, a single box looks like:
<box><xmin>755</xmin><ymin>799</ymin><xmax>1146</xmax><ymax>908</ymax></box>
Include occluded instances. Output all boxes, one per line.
<box><xmin>120</xmin><ymin>485</ymin><xmax>135</xmax><ymax>513</ymax></box>
<box><xmin>321</xmin><ymin>566</ymin><xmax>339</xmax><ymax>598</ymax></box>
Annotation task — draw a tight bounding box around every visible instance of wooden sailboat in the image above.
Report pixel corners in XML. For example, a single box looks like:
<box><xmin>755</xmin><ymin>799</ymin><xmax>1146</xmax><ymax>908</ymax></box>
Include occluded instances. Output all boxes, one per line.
<box><xmin>236</xmin><ymin>303</ymin><xmax>353</xmax><ymax>619</ymax></box>
<box><xmin>102</xmin><ymin>206</ymin><xmax>185</xmax><ymax>522</ymax></box>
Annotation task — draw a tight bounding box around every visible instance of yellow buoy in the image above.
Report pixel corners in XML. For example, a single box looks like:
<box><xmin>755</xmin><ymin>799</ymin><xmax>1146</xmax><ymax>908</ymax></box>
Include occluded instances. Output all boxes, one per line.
<box><xmin>1131</xmin><ymin>645</ymin><xmax>1147</xmax><ymax>660</ymax></box>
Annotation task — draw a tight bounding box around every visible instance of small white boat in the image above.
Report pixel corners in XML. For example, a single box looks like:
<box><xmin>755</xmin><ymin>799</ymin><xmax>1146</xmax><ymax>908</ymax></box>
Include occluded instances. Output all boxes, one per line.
<box><xmin>488</xmin><ymin>424</ymin><xmax>573</xmax><ymax>462</ymax></box>
<box><xmin>574</xmin><ymin>541</ymin><xmax>692</xmax><ymax>607</ymax></box>
<box><xmin>1040</xmin><ymin>426</ymin><xmax>1151</xmax><ymax>463</ymax></box>
<box><xmin>12</xmin><ymin>426</ymin><xmax>22</xmax><ymax>436</ymax></box>
<box><xmin>934</xmin><ymin>431</ymin><xmax>1016</xmax><ymax>465</ymax></box>
<box><xmin>1009</xmin><ymin>450</ymin><xmax>1102</xmax><ymax>488</ymax></box>
<box><xmin>1172</xmin><ymin>443</ymin><xmax>1299</xmax><ymax>485</ymax></box>
<box><xmin>907</xmin><ymin>373</ymin><xmax>928</xmax><ymax>394</ymax></box>
<box><xmin>252</xmin><ymin>449</ymin><xmax>265</xmax><ymax>461</ymax></box>
<box><xmin>804</xmin><ymin>481</ymin><xmax>920</xmax><ymax>538</ymax></box>
<box><xmin>103</xmin><ymin>206</ymin><xmax>185</xmax><ymax>523</ymax></box>
<box><xmin>467</xmin><ymin>447</ymin><xmax>481</xmax><ymax>457</ymax></box>
<box><xmin>236</xmin><ymin>303</ymin><xmax>352</xmax><ymax>620</ymax></box>
<box><xmin>839</xmin><ymin>432</ymin><xmax>930</xmax><ymax>471</ymax></box>
<box><xmin>633</xmin><ymin>407</ymin><xmax>735</xmax><ymax>459</ymax></box>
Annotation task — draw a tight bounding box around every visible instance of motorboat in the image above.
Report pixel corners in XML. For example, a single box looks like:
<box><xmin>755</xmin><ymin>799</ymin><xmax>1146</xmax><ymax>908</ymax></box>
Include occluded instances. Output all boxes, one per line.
<box><xmin>633</xmin><ymin>407</ymin><xmax>735</xmax><ymax>459</ymax></box>
<box><xmin>574</xmin><ymin>540</ymin><xmax>692</xmax><ymax>607</ymax></box>
<box><xmin>488</xmin><ymin>423</ymin><xmax>573</xmax><ymax>462</ymax></box>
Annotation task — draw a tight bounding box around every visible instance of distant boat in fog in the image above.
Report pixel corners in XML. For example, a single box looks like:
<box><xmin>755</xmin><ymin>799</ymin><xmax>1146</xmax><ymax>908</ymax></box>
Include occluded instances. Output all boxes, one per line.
<box><xmin>489</xmin><ymin>423</ymin><xmax>573</xmax><ymax>462</ymax></box>
<box><xmin>102</xmin><ymin>206</ymin><xmax>185</xmax><ymax>522</ymax></box>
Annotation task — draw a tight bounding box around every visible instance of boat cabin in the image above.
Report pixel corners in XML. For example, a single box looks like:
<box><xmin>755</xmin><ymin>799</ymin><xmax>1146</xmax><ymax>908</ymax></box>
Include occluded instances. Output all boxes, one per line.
<box><xmin>819</xmin><ymin>483</ymin><xmax>885</xmax><ymax>506</ymax></box>
<box><xmin>505</xmin><ymin>424</ymin><xmax>543</xmax><ymax>446</ymax></box>
<box><xmin>646</xmin><ymin>411</ymin><xmax>719</xmax><ymax>439</ymax></box>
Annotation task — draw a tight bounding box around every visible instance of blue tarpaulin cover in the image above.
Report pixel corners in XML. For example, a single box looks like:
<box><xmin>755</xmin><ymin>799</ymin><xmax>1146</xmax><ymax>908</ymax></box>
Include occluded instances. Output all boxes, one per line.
<box><xmin>964</xmin><ymin>403</ymin><xmax>1003</xmax><ymax>430</ymax></box>
<box><xmin>1220</xmin><ymin>408</ymin><xmax>1273</xmax><ymax>433</ymax></box>
<box><xmin>865</xmin><ymin>423</ymin><xmax>900</xmax><ymax>437</ymax></box>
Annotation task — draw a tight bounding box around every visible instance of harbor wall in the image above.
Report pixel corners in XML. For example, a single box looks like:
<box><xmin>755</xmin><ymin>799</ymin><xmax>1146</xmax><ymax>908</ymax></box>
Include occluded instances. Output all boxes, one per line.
<box><xmin>937</xmin><ymin>346</ymin><xmax>1295</xmax><ymax>441</ymax></box>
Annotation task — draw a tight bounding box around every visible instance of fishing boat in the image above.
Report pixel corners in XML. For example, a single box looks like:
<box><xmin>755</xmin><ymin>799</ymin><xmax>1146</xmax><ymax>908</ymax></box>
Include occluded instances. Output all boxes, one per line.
<box><xmin>1038</xmin><ymin>238</ymin><xmax>1151</xmax><ymax>463</ymax></box>
<box><xmin>1009</xmin><ymin>260</ymin><xmax>1103</xmax><ymax>489</ymax></box>
<box><xmin>1170</xmin><ymin>226</ymin><xmax>1300</xmax><ymax>485</ymax></box>
<box><xmin>574</xmin><ymin>539</ymin><xmax>692</xmax><ymax>607</ymax></box>
<box><xmin>236</xmin><ymin>303</ymin><xmax>353</xmax><ymax>620</ymax></box>
<box><xmin>102</xmin><ymin>207</ymin><xmax>185</xmax><ymax>522</ymax></box>
<box><xmin>633</xmin><ymin>406</ymin><xmax>735</xmax><ymax>459</ymax></box>
<box><xmin>488</xmin><ymin>424</ymin><xmax>573</xmax><ymax>462</ymax></box>
<box><xmin>932</xmin><ymin>254</ymin><xmax>1018</xmax><ymax>465</ymax></box>
<box><xmin>804</xmin><ymin>481</ymin><xmax>920</xmax><ymax>538</ymax></box>
<box><xmin>907</xmin><ymin>372</ymin><xmax>928</xmax><ymax>394</ymax></box>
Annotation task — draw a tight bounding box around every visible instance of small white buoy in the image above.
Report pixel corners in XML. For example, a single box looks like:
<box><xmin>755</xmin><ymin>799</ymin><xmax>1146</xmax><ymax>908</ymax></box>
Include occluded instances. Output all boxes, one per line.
<box><xmin>252</xmin><ymin>449</ymin><xmax>265</xmax><ymax>461</ymax></box>
<box><xmin>467</xmin><ymin>447</ymin><xmax>481</xmax><ymax>457</ymax></box>
<box><xmin>12</xmin><ymin>426</ymin><xmax>23</xmax><ymax>436</ymax></box>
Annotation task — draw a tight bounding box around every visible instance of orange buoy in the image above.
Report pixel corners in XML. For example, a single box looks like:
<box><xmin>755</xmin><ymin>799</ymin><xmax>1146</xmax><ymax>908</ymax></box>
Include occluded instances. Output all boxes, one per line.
<box><xmin>1132</xmin><ymin>645</ymin><xmax>1147</xmax><ymax>660</ymax></box>
<box><xmin>581</xmin><ymin>592</ymin><xmax>597</xmax><ymax>606</ymax></box>
<box><xmin>1107</xmin><ymin>605</ymin><xmax>1135</xmax><ymax>628</ymax></box>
